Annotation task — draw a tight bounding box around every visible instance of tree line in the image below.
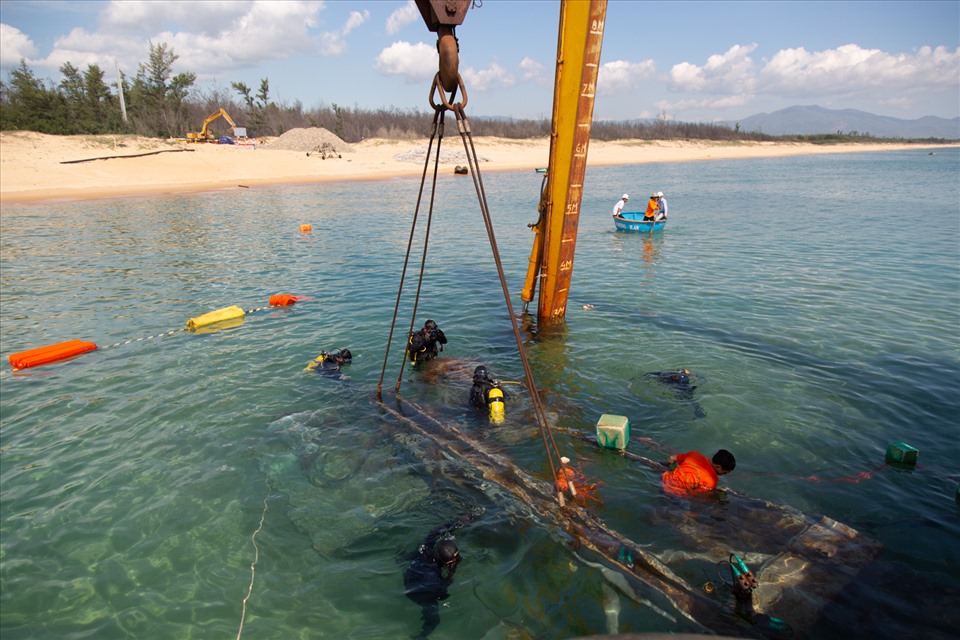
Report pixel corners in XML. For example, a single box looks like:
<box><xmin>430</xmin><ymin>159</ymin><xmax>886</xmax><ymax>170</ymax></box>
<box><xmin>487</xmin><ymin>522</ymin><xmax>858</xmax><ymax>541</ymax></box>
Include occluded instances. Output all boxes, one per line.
<box><xmin>0</xmin><ymin>42</ymin><xmax>943</xmax><ymax>145</ymax></box>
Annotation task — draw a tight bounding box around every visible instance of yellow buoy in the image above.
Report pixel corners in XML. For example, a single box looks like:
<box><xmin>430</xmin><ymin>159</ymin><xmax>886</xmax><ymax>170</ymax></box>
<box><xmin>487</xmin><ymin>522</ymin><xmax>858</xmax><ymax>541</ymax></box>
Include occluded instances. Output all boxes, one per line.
<box><xmin>186</xmin><ymin>305</ymin><xmax>245</xmax><ymax>330</ymax></box>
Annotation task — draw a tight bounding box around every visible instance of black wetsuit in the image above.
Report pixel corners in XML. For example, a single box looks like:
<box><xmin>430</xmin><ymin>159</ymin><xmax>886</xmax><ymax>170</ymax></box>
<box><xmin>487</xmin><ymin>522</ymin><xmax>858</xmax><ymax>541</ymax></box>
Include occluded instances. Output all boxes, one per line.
<box><xmin>402</xmin><ymin>512</ymin><xmax>476</xmax><ymax>638</ymax></box>
<box><xmin>469</xmin><ymin>376</ymin><xmax>497</xmax><ymax>409</ymax></box>
<box><xmin>646</xmin><ymin>370</ymin><xmax>706</xmax><ymax>418</ymax></box>
<box><xmin>408</xmin><ymin>328</ymin><xmax>447</xmax><ymax>364</ymax></box>
<box><xmin>311</xmin><ymin>350</ymin><xmax>351</xmax><ymax>379</ymax></box>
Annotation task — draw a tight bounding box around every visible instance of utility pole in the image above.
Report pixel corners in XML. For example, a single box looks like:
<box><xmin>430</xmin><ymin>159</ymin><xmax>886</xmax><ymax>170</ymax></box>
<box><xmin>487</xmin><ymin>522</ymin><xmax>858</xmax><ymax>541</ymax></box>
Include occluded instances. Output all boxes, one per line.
<box><xmin>115</xmin><ymin>60</ymin><xmax>128</xmax><ymax>123</ymax></box>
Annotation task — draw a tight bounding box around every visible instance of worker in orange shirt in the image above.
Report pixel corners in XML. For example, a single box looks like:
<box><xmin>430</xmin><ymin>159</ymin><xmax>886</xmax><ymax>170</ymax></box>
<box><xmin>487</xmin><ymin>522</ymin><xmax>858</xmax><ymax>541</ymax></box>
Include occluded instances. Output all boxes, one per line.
<box><xmin>661</xmin><ymin>449</ymin><xmax>736</xmax><ymax>497</ymax></box>
<box><xmin>643</xmin><ymin>193</ymin><xmax>659</xmax><ymax>221</ymax></box>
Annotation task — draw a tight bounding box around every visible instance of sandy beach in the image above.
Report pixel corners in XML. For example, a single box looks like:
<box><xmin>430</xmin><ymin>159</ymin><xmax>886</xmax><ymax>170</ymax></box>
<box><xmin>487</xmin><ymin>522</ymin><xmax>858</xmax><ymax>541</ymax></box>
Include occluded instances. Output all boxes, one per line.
<box><xmin>0</xmin><ymin>129</ymin><xmax>952</xmax><ymax>204</ymax></box>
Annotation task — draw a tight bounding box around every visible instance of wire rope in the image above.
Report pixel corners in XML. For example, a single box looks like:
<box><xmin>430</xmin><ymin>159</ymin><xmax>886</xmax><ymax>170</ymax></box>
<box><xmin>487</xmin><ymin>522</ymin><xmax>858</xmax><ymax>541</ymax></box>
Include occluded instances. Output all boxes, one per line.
<box><xmin>378</xmin><ymin>71</ymin><xmax>574</xmax><ymax>505</ymax></box>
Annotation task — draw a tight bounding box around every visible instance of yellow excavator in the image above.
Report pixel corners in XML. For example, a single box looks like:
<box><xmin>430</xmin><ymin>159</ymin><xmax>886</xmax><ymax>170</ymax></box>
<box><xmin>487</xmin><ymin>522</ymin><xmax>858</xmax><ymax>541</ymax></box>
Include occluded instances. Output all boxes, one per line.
<box><xmin>186</xmin><ymin>107</ymin><xmax>245</xmax><ymax>142</ymax></box>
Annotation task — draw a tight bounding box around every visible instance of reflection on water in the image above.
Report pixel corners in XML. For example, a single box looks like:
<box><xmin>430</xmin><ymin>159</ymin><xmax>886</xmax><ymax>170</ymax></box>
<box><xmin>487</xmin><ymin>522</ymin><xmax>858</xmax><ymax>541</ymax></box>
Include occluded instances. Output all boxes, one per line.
<box><xmin>2</xmin><ymin>149</ymin><xmax>959</xmax><ymax>639</ymax></box>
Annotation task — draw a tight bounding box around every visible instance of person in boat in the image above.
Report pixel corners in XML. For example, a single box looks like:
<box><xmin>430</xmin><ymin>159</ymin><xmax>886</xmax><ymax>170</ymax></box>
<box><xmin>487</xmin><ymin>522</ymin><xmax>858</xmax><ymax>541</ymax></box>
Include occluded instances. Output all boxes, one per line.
<box><xmin>469</xmin><ymin>365</ymin><xmax>505</xmax><ymax>425</ymax></box>
<box><xmin>643</xmin><ymin>193</ymin><xmax>659</xmax><ymax>221</ymax></box>
<box><xmin>305</xmin><ymin>348</ymin><xmax>352</xmax><ymax>378</ymax></box>
<box><xmin>661</xmin><ymin>449</ymin><xmax>736</xmax><ymax>497</ymax></box>
<box><xmin>403</xmin><ymin>511</ymin><xmax>479</xmax><ymax>638</ymax></box>
<box><xmin>408</xmin><ymin>319</ymin><xmax>447</xmax><ymax>365</ymax></box>
<box><xmin>645</xmin><ymin>368</ymin><xmax>706</xmax><ymax>418</ymax></box>
<box><xmin>655</xmin><ymin>191</ymin><xmax>668</xmax><ymax>221</ymax></box>
<box><xmin>612</xmin><ymin>193</ymin><xmax>629</xmax><ymax>217</ymax></box>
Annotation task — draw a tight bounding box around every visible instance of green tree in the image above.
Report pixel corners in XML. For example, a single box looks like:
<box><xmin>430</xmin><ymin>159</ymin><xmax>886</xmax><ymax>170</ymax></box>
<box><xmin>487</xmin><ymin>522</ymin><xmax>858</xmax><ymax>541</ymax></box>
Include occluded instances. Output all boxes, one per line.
<box><xmin>127</xmin><ymin>41</ymin><xmax>196</xmax><ymax>137</ymax></box>
<box><xmin>83</xmin><ymin>64</ymin><xmax>120</xmax><ymax>132</ymax></box>
<box><xmin>231</xmin><ymin>77</ymin><xmax>273</xmax><ymax>135</ymax></box>
<box><xmin>1</xmin><ymin>59</ymin><xmax>64</xmax><ymax>132</ymax></box>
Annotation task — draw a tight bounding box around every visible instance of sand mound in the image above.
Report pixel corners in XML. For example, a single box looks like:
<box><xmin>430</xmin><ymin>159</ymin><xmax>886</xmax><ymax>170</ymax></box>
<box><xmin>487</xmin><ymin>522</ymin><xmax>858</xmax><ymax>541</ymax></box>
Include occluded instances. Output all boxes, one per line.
<box><xmin>260</xmin><ymin>127</ymin><xmax>352</xmax><ymax>153</ymax></box>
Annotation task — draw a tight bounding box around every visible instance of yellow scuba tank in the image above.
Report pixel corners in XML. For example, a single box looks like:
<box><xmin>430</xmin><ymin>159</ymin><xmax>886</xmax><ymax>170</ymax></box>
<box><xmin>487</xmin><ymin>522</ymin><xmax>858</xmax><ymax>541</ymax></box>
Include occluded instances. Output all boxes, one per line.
<box><xmin>487</xmin><ymin>386</ymin><xmax>505</xmax><ymax>425</ymax></box>
<box><xmin>305</xmin><ymin>352</ymin><xmax>329</xmax><ymax>371</ymax></box>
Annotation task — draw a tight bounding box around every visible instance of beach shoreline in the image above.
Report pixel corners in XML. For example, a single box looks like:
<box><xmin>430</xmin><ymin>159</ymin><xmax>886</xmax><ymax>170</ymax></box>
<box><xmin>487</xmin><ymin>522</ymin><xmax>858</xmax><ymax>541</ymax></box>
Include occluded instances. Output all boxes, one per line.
<box><xmin>1</xmin><ymin>130</ymin><xmax>954</xmax><ymax>204</ymax></box>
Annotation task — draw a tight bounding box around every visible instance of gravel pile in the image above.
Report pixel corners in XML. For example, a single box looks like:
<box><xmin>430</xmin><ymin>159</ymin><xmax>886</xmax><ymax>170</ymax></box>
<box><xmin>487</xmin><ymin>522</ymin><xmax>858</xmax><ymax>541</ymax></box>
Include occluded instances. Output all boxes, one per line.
<box><xmin>260</xmin><ymin>127</ymin><xmax>353</xmax><ymax>153</ymax></box>
<box><xmin>394</xmin><ymin>145</ymin><xmax>489</xmax><ymax>164</ymax></box>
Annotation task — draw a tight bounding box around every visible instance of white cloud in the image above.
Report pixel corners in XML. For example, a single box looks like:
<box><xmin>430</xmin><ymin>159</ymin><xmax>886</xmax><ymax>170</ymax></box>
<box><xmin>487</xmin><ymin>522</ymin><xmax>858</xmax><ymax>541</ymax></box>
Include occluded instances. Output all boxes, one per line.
<box><xmin>39</xmin><ymin>27</ymin><xmax>141</xmax><ymax>74</ymax></box>
<box><xmin>663</xmin><ymin>42</ymin><xmax>960</xmax><ymax>118</ymax></box>
<box><xmin>375</xmin><ymin>41</ymin><xmax>437</xmax><ymax>82</ymax></box>
<box><xmin>386</xmin><ymin>0</ymin><xmax>420</xmax><ymax>35</ymax></box>
<box><xmin>760</xmin><ymin>44</ymin><xmax>960</xmax><ymax>96</ymax></box>
<box><xmin>462</xmin><ymin>62</ymin><xmax>513</xmax><ymax>92</ymax></box>
<box><xmin>597</xmin><ymin>59</ymin><xmax>656</xmax><ymax>95</ymax></box>
<box><xmin>320</xmin><ymin>9</ymin><xmax>370</xmax><ymax>56</ymax></box>
<box><xmin>519</xmin><ymin>57</ymin><xmax>545</xmax><ymax>81</ymax></box>
<box><xmin>24</xmin><ymin>1</ymin><xmax>329</xmax><ymax>76</ymax></box>
<box><xmin>655</xmin><ymin>94</ymin><xmax>751</xmax><ymax>117</ymax></box>
<box><xmin>668</xmin><ymin>43</ymin><xmax>757</xmax><ymax>94</ymax></box>
<box><xmin>0</xmin><ymin>24</ymin><xmax>39</xmax><ymax>68</ymax></box>
<box><xmin>345</xmin><ymin>11</ymin><xmax>365</xmax><ymax>32</ymax></box>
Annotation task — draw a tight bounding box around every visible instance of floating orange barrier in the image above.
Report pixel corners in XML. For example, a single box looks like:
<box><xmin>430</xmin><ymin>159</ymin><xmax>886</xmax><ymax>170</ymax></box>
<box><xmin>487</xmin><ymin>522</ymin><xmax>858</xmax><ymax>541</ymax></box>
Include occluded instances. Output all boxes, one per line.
<box><xmin>300</xmin><ymin>224</ymin><xmax>312</xmax><ymax>233</ymax></box>
<box><xmin>8</xmin><ymin>339</ymin><xmax>98</xmax><ymax>370</ymax></box>
<box><xmin>269</xmin><ymin>294</ymin><xmax>299</xmax><ymax>307</ymax></box>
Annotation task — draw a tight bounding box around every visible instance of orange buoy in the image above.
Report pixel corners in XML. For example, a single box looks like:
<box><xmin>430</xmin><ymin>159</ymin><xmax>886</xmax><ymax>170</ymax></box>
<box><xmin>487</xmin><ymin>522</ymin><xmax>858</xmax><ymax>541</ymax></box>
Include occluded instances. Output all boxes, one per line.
<box><xmin>8</xmin><ymin>339</ymin><xmax>98</xmax><ymax>370</ymax></box>
<box><xmin>300</xmin><ymin>224</ymin><xmax>312</xmax><ymax>233</ymax></box>
<box><xmin>555</xmin><ymin>467</ymin><xmax>577</xmax><ymax>493</ymax></box>
<box><xmin>269</xmin><ymin>294</ymin><xmax>299</xmax><ymax>307</ymax></box>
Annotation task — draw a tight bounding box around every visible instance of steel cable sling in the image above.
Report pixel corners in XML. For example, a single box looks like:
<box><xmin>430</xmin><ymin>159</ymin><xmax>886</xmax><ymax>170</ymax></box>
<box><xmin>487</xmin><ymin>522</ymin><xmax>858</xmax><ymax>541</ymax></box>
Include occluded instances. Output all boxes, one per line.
<box><xmin>376</xmin><ymin>101</ymin><xmax>448</xmax><ymax>399</ymax></box>
<box><xmin>377</xmin><ymin>71</ymin><xmax>576</xmax><ymax>506</ymax></box>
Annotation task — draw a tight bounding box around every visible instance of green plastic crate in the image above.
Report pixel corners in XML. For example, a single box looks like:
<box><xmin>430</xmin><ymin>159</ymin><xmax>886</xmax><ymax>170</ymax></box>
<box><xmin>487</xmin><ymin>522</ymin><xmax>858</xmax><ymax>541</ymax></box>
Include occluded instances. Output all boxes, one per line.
<box><xmin>596</xmin><ymin>414</ymin><xmax>630</xmax><ymax>450</ymax></box>
<box><xmin>885</xmin><ymin>442</ymin><xmax>918</xmax><ymax>465</ymax></box>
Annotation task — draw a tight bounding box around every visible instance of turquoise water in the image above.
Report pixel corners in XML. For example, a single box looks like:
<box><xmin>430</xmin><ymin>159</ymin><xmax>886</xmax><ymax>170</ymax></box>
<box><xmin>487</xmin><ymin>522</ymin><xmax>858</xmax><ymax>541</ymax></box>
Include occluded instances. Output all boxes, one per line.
<box><xmin>2</xmin><ymin>147</ymin><xmax>958</xmax><ymax>639</ymax></box>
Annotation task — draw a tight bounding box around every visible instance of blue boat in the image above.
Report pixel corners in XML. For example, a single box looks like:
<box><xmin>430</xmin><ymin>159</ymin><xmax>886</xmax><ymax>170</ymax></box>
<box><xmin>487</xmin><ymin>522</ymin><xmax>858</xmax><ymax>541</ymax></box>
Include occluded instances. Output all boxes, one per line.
<box><xmin>613</xmin><ymin>211</ymin><xmax>666</xmax><ymax>233</ymax></box>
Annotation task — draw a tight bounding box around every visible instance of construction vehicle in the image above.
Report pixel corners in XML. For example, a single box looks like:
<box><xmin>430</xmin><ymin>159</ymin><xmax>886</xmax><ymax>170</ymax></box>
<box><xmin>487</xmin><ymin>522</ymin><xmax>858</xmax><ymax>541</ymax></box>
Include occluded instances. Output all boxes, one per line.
<box><xmin>186</xmin><ymin>108</ymin><xmax>246</xmax><ymax>143</ymax></box>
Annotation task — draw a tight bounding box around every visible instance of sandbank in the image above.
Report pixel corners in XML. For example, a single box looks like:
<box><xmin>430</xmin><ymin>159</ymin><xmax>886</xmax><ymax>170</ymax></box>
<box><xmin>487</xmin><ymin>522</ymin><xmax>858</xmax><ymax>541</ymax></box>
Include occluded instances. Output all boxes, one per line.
<box><xmin>0</xmin><ymin>131</ymin><xmax>953</xmax><ymax>204</ymax></box>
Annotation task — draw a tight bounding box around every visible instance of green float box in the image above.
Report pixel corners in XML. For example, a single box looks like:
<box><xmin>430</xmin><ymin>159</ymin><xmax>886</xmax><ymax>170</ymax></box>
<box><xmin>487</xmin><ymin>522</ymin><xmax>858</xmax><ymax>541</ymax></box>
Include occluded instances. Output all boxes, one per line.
<box><xmin>885</xmin><ymin>442</ymin><xmax>918</xmax><ymax>465</ymax></box>
<box><xmin>596</xmin><ymin>414</ymin><xmax>630</xmax><ymax>450</ymax></box>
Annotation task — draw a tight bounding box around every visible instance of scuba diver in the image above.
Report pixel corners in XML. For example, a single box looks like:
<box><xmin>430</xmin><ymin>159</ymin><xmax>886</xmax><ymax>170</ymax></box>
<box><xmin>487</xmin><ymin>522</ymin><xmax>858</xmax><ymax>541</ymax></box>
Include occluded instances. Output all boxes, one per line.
<box><xmin>305</xmin><ymin>348</ymin><xmax>352</xmax><ymax>379</ymax></box>
<box><xmin>403</xmin><ymin>511</ymin><xmax>479</xmax><ymax>638</ymax></box>
<box><xmin>645</xmin><ymin>368</ymin><xmax>707</xmax><ymax>418</ymax></box>
<box><xmin>408</xmin><ymin>319</ymin><xmax>448</xmax><ymax>366</ymax></box>
<box><xmin>469</xmin><ymin>365</ymin><xmax>505</xmax><ymax>425</ymax></box>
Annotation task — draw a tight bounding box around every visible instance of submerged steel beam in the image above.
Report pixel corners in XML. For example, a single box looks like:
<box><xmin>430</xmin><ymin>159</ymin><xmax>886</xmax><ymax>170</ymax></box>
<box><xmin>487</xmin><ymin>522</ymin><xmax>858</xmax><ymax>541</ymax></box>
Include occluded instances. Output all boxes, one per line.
<box><xmin>379</xmin><ymin>394</ymin><xmax>883</xmax><ymax>638</ymax></box>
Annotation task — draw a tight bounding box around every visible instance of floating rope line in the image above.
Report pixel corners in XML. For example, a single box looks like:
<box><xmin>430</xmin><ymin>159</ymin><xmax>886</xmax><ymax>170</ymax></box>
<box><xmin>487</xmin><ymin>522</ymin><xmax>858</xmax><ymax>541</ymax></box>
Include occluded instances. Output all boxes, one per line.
<box><xmin>100</xmin><ymin>329</ymin><xmax>186</xmax><ymax>349</ymax></box>
<box><xmin>236</xmin><ymin>492</ymin><xmax>271</xmax><ymax>640</ymax></box>
<box><xmin>6</xmin><ymin>296</ymin><xmax>303</xmax><ymax>372</ymax></box>
<box><xmin>94</xmin><ymin>303</ymin><xmax>280</xmax><ymax>350</ymax></box>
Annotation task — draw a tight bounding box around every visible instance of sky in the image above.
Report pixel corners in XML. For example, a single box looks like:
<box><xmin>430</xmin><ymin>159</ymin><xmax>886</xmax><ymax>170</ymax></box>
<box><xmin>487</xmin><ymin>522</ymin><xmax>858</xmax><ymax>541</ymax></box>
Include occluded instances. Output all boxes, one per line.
<box><xmin>1</xmin><ymin>0</ymin><xmax>958</xmax><ymax>123</ymax></box>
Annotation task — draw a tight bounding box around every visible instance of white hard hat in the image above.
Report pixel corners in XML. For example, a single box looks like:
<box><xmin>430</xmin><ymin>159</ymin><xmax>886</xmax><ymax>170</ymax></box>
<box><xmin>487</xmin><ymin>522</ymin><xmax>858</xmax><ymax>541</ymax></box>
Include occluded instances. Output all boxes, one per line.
<box><xmin>657</xmin><ymin>191</ymin><xmax>664</xmax><ymax>197</ymax></box>
<box><xmin>622</xmin><ymin>194</ymin><xmax>629</xmax><ymax>200</ymax></box>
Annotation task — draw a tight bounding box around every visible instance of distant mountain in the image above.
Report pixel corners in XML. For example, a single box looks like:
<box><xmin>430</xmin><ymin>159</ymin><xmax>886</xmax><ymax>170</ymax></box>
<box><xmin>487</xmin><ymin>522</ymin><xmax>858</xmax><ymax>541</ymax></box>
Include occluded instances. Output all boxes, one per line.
<box><xmin>731</xmin><ymin>105</ymin><xmax>960</xmax><ymax>139</ymax></box>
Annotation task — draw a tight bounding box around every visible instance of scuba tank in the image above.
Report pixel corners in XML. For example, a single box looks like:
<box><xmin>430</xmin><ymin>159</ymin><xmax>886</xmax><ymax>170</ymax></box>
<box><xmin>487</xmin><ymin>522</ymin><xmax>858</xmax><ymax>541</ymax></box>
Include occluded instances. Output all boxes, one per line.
<box><xmin>487</xmin><ymin>386</ymin><xmax>505</xmax><ymax>425</ymax></box>
<box><xmin>305</xmin><ymin>352</ymin><xmax>330</xmax><ymax>371</ymax></box>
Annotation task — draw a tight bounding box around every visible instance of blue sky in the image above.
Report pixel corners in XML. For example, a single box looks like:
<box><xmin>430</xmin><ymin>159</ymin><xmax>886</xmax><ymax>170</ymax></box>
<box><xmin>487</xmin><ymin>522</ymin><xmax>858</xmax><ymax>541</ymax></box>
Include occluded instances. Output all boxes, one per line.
<box><xmin>1</xmin><ymin>1</ymin><xmax>958</xmax><ymax>122</ymax></box>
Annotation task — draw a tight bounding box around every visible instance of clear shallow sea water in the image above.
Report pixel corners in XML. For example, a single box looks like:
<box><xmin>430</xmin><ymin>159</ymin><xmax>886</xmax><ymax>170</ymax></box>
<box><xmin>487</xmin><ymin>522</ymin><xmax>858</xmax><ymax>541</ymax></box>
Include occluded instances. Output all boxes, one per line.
<box><xmin>1</xmin><ymin>147</ymin><xmax>958</xmax><ymax>640</ymax></box>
